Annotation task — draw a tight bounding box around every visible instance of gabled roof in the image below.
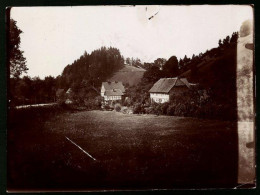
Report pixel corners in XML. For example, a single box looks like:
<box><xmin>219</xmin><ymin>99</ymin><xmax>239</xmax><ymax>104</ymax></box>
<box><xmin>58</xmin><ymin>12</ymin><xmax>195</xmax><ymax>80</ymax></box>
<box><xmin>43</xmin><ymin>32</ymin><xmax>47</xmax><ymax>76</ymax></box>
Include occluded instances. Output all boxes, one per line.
<box><xmin>104</xmin><ymin>89</ymin><xmax>124</xmax><ymax>96</ymax></box>
<box><xmin>149</xmin><ymin>78</ymin><xmax>191</xmax><ymax>93</ymax></box>
<box><xmin>102</xmin><ymin>81</ymin><xmax>125</xmax><ymax>93</ymax></box>
<box><xmin>66</xmin><ymin>88</ymin><xmax>72</xmax><ymax>94</ymax></box>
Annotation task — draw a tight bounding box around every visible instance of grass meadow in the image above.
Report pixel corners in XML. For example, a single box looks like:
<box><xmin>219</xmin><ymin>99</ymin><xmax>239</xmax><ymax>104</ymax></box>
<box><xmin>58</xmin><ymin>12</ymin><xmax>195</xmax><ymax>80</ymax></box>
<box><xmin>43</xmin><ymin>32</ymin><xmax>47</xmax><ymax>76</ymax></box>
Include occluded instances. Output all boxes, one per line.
<box><xmin>7</xmin><ymin>107</ymin><xmax>238</xmax><ymax>191</ymax></box>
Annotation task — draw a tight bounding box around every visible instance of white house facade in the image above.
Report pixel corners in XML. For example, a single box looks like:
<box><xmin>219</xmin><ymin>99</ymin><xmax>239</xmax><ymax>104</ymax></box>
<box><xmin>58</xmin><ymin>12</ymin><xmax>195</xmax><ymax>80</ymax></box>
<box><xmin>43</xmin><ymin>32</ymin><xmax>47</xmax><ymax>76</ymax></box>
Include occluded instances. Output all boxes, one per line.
<box><xmin>104</xmin><ymin>94</ymin><xmax>122</xmax><ymax>101</ymax></box>
<box><xmin>101</xmin><ymin>85</ymin><xmax>106</xmax><ymax>97</ymax></box>
<box><xmin>150</xmin><ymin>93</ymin><xmax>169</xmax><ymax>103</ymax></box>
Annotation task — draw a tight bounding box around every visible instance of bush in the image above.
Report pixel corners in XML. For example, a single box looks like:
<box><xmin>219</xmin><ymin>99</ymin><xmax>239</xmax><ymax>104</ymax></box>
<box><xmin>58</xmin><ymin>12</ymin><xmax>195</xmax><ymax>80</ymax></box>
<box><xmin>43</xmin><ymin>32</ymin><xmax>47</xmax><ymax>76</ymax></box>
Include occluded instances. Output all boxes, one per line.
<box><xmin>114</xmin><ymin>103</ymin><xmax>122</xmax><ymax>112</ymax></box>
<box><xmin>144</xmin><ymin>106</ymin><xmax>155</xmax><ymax>114</ymax></box>
<box><xmin>121</xmin><ymin>106</ymin><xmax>128</xmax><ymax>114</ymax></box>
<box><xmin>154</xmin><ymin>104</ymin><xmax>162</xmax><ymax>115</ymax></box>
<box><xmin>94</xmin><ymin>96</ymin><xmax>102</xmax><ymax>107</ymax></box>
<box><xmin>167</xmin><ymin>104</ymin><xmax>176</xmax><ymax>115</ymax></box>
<box><xmin>161</xmin><ymin>102</ymin><xmax>170</xmax><ymax>115</ymax></box>
<box><xmin>123</xmin><ymin>97</ymin><xmax>131</xmax><ymax>107</ymax></box>
<box><xmin>133</xmin><ymin>103</ymin><xmax>143</xmax><ymax>114</ymax></box>
<box><xmin>174</xmin><ymin>103</ymin><xmax>186</xmax><ymax>116</ymax></box>
<box><xmin>103</xmin><ymin>104</ymin><xmax>111</xmax><ymax>110</ymax></box>
<box><xmin>84</xmin><ymin>99</ymin><xmax>96</xmax><ymax>109</ymax></box>
<box><xmin>152</xmin><ymin>103</ymin><xmax>169</xmax><ymax>115</ymax></box>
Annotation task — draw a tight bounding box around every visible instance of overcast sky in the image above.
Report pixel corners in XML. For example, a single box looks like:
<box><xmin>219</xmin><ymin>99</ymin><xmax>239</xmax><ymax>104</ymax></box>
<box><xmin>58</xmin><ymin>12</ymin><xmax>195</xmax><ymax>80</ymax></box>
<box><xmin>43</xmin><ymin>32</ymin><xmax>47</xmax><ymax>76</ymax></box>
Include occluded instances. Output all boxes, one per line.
<box><xmin>11</xmin><ymin>5</ymin><xmax>253</xmax><ymax>78</ymax></box>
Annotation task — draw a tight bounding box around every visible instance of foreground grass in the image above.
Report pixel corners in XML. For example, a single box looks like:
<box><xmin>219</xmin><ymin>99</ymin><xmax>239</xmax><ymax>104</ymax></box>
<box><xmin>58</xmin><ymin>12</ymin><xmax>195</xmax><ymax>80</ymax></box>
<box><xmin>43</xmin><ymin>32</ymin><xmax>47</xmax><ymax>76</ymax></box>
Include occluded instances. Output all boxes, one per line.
<box><xmin>8</xmin><ymin>109</ymin><xmax>238</xmax><ymax>191</ymax></box>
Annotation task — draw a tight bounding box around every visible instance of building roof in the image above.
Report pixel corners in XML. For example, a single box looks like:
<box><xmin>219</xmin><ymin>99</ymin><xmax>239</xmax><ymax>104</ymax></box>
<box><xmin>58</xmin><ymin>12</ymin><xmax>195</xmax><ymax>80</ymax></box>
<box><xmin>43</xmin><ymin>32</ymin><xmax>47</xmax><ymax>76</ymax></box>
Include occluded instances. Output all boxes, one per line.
<box><xmin>104</xmin><ymin>89</ymin><xmax>124</xmax><ymax>96</ymax></box>
<box><xmin>149</xmin><ymin>78</ymin><xmax>191</xmax><ymax>93</ymax></box>
<box><xmin>66</xmin><ymin>88</ymin><xmax>72</xmax><ymax>94</ymax></box>
<box><xmin>102</xmin><ymin>81</ymin><xmax>125</xmax><ymax>93</ymax></box>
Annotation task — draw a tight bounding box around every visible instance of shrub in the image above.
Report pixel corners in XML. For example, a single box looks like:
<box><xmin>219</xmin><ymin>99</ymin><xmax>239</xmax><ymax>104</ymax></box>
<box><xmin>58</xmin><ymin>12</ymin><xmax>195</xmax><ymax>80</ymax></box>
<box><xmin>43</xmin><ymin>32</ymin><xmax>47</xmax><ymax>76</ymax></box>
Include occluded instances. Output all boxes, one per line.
<box><xmin>57</xmin><ymin>99</ymin><xmax>66</xmax><ymax>107</ymax></box>
<box><xmin>167</xmin><ymin>104</ymin><xmax>176</xmax><ymax>115</ymax></box>
<box><xmin>103</xmin><ymin>104</ymin><xmax>111</xmax><ymax>110</ymax></box>
<box><xmin>133</xmin><ymin>103</ymin><xmax>143</xmax><ymax>114</ymax></box>
<box><xmin>95</xmin><ymin>96</ymin><xmax>102</xmax><ymax>107</ymax></box>
<box><xmin>114</xmin><ymin>103</ymin><xmax>122</xmax><ymax>112</ymax></box>
<box><xmin>121</xmin><ymin>106</ymin><xmax>128</xmax><ymax>114</ymax></box>
<box><xmin>144</xmin><ymin>106</ymin><xmax>155</xmax><ymax>114</ymax></box>
<box><xmin>161</xmin><ymin>102</ymin><xmax>170</xmax><ymax>115</ymax></box>
<box><xmin>174</xmin><ymin>103</ymin><xmax>186</xmax><ymax>116</ymax></box>
<box><xmin>84</xmin><ymin>99</ymin><xmax>95</xmax><ymax>109</ymax></box>
<box><xmin>123</xmin><ymin>97</ymin><xmax>131</xmax><ymax>107</ymax></box>
<box><xmin>154</xmin><ymin>103</ymin><xmax>169</xmax><ymax>115</ymax></box>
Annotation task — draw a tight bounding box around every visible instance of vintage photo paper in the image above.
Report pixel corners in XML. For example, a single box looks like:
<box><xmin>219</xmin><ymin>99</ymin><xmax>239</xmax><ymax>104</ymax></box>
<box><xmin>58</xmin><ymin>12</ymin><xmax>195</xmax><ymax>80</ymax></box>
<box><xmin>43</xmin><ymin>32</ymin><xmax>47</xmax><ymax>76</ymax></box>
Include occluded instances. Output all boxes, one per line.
<box><xmin>7</xmin><ymin>5</ymin><xmax>255</xmax><ymax>192</ymax></box>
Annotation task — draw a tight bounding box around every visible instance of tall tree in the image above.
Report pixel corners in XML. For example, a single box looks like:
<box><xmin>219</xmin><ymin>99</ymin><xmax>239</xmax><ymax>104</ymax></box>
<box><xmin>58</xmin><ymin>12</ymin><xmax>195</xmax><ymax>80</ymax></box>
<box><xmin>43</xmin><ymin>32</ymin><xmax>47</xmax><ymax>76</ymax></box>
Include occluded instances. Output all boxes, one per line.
<box><xmin>142</xmin><ymin>66</ymin><xmax>162</xmax><ymax>83</ymax></box>
<box><xmin>154</xmin><ymin>58</ymin><xmax>166</xmax><ymax>70</ymax></box>
<box><xmin>9</xmin><ymin>19</ymin><xmax>28</xmax><ymax>78</ymax></box>
<box><xmin>223</xmin><ymin>35</ymin><xmax>230</xmax><ymax>46</ymax></box>
<box><xmin>183</xmin><ymin>55</ymin><xmax>190</xmax><ymax>65</ymax></box>
<box><xmin>143</xmin><ymin>62</ymin><xmax>154</xmax><ymax>70</ymax></box>
<box><xmin>126</xmin><ymin>57</ymin><xmax>131</xmax><ymax>65</ymax></box>
<box><xmin>162</xmin><ymin>56</ymin><xmax>179</xmax><ymax>77</ymax></box>
<box><xmin>230</xmin><ymin>32</ymin><xmax>238</xmax><ymax>43</ymax></box>
<box><xmin>132</xmin><ymin>58</ymin><xmax>142</xmax><ymax>68</ymax></box>
<box><xmin>179</xmin><ymin>59</ymin><xmax>184</xmax><ymax>69</ymax></box>
<box><xmin>218</xmin><ymin>39</ymin><xmax>222</xmax><ymax>47</ymax></box>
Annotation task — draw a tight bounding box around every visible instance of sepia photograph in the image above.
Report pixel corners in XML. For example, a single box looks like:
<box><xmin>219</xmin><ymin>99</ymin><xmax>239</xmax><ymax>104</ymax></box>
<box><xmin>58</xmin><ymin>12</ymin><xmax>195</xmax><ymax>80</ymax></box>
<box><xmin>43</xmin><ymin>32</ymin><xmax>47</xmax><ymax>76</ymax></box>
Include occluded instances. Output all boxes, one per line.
<box><xmin>7</xmin><ymin>5</ymin><xmax>255</xmax><ymax>192</ymax></box>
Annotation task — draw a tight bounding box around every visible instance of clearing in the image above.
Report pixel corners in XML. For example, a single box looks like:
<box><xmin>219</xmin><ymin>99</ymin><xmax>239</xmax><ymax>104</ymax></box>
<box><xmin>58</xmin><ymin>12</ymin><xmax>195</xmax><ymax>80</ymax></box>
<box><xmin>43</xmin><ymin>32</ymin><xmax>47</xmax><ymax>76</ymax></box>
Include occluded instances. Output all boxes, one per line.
<box><xmin>109</xmin><ymin>65</ymin><xmax>146</xmax><ymax>86</ymax></box>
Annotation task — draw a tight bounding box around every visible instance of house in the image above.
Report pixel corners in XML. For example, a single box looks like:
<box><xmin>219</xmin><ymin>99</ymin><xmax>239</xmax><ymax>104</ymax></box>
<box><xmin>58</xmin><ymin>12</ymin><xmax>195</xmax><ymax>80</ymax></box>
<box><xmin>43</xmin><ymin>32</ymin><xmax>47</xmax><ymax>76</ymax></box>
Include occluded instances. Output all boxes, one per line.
<box><xmin>65</xmin><ymin>88</ymin><xmax>73</xmax><ymax>104</ymax></box>
<box><xmin>101</xmin><ymin>81</ymin><xmax>125</xmax><ymax>101</ymax></box>
<box><xmin>149</xmin><ymin>77</ymin><xmax>191</xmax><ymax>103</ymax></box>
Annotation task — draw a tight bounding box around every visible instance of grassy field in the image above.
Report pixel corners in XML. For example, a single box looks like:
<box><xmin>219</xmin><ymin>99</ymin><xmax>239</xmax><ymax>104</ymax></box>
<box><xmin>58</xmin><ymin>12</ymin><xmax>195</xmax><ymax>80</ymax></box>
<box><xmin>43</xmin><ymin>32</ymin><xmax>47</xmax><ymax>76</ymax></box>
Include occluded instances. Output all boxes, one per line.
<box><xmin>8</xmin><ymin>109</ymin><xmax>238</xmax><ymax>191</ymax></box>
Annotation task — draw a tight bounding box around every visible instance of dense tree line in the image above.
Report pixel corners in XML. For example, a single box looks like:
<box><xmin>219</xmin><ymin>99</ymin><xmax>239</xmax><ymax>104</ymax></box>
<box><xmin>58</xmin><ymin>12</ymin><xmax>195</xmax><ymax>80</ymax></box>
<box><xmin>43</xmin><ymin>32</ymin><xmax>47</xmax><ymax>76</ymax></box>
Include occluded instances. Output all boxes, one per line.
<box><xmin>10</xmin><ymin>76</ymin><xmax>57</xmax><ymax>106</ymax></box>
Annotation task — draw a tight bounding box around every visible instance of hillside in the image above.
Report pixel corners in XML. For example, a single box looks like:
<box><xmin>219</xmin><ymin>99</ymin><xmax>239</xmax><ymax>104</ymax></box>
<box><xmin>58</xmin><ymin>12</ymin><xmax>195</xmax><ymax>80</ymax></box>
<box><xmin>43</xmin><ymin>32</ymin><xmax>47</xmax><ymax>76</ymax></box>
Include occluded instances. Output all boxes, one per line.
<box><xmin>178</xmin><ymin>44</ymin><xmax>237</xmax><ymax>120</ymax></box>
<box><xmin>180</xmin><ymin>45</ymin><xmax>236</xmax><ymax>92</ymax></box>
<box><xmin>108</xmin><ymin>65</ymin><xmax>146</xmax><ymax>86</ymax></box>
